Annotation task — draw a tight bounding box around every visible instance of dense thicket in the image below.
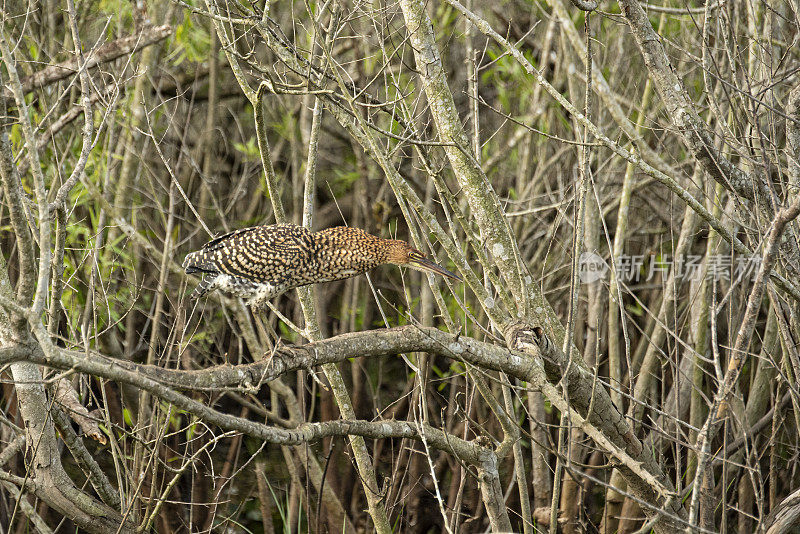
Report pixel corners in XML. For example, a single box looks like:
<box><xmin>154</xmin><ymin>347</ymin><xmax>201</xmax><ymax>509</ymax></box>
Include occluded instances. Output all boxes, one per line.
<box><xmin>1</xmin><ymin>1</ymin><xmax>799</xmax><ymax>532</ymax></box>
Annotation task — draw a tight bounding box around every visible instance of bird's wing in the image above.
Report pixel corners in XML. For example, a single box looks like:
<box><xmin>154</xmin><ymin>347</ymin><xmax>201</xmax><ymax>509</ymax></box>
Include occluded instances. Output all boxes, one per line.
<box><xmin>209</xmin><ymin>224</ymin><xmax>317</xmax><ymax>284</ymax></box>
<box><xmin>202</xmin><ymin>225</ymin><xmax>273</xmax><ymax>251</ymax></box>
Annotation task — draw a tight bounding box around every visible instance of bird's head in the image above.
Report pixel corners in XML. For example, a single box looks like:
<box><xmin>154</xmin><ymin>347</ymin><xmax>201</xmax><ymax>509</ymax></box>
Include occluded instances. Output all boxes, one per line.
<box><xmin>385</xmin><ymin>240</ymin><xmax>462</xmax><ymax>281</ymax></box>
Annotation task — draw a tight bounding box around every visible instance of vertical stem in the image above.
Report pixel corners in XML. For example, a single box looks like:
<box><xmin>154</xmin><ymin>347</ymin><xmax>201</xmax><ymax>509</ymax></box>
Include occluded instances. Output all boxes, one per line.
<box><xmin>502</xmin><ymin>381</ymin><xmax>533</xmax><ymax>533</ymax></box>
<box><xmin>198</xmin><ymin>25</ymin><xmax>219</xmax><ymax>220</ymax></box>
<box><xmin>302</xmin><ymin>99</ymin><xmax>323</xmax><ymax>230</ymax></box>
<box><xmin>133</xmin><ymin>181</ymin><xmax>176</xmax><ymax>522</ymax></box>
<box><xmin>254</xmin><ymin>87</ymin><xmax>287</xmax><ymax>225</ymax></box>
<box><xmin>553</xmin><ymin>11</ymin><xmax>593</xmax><ymax>534</ymax></box>
<box><xmin>466</xmin><ymin>0</ymin><xmax>480</xmax><ymax>162</ymax></box>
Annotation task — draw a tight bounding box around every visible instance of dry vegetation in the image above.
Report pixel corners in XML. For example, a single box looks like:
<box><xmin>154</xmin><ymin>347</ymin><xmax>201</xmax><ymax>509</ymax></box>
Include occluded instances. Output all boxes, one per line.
<box><xmin>1</xmin><ymin>0</ymin><xmax>800</xmax><ymax>532</ymax></box>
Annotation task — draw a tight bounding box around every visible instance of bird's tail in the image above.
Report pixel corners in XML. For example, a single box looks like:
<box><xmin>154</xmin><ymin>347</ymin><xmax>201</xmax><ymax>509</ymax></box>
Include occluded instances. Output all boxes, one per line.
<box><xmin>182</xmin><ymin>250</ymin><xmax>216</xmax><ymax>274</ymax></box>
<box><xmin>183</xmin><ymin>251</ymin><xmax>218</xmax><ymax>301</ymax></box>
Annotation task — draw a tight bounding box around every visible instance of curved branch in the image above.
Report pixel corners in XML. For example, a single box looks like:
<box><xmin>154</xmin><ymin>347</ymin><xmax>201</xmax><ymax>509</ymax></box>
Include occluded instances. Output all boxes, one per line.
<box><xmin>4</xmin><ymin>322</ymin><xmax>683</xmax><ymax>524</ymax></box>
<box><xmin>3</xmin><ymin>339</ymin><xmax>487</xmax><ymax>460</ymax></box>
<box><xmin>33</xmin><ymin>326</ymin><xmax>532</xmax><ymax>392</ymax></box>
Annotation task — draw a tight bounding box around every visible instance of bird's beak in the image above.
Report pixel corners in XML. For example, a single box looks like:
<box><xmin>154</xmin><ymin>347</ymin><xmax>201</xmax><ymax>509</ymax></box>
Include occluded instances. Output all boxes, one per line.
<box><xmin>410</xmin><ymin>257</ymin><xmax>462</xmax><ymax>281</ymax></box>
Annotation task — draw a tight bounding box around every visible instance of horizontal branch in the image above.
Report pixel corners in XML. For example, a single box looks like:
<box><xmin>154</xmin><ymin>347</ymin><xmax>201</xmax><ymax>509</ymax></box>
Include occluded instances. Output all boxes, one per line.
<box><xmin>45</xmin><ymin>325</ymin><xmax>535</xmax><ymax>392</ymax></box>
<box><xmin>2</xmin><ymin>331</ymin><xmax>489</xmax><ymax>464</ymax></box>
<box><xmin>3</xmin><ymin>24</ymin><xmax>171</xmax><ymax>100</ymax></box>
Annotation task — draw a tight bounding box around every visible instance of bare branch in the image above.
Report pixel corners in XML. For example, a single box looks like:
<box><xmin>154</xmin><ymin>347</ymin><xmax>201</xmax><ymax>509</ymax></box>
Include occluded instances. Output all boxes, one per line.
<box><xmin>616</xmin><ymin>0</ymin><xmax>772</xmax><ymax>208</ymax></box>
<box><xmin>2</xmin><ymin>24</ymin><xmax>172</xmax><ymax>99</ymax></box>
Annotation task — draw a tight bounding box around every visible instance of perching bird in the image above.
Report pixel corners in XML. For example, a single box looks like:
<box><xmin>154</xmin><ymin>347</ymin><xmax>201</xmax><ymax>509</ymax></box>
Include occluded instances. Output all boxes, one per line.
<box><xmin>183</xmin><ymin>223</ymin><xmax>461</xmax><ymax>308</ymax></box>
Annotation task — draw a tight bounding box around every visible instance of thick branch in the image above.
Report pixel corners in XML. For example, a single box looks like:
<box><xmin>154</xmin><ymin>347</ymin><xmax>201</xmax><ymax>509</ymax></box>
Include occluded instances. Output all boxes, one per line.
<box><xmin>0</xmin><ymin>130</ymin><xmax>36</xmax><ymax>304</ymax></box>
<box><xmin>399</xmin><ymin>0</ymin><xmax>525</xmax><ymax>310</ymax></box>
<box><xmin>37</xmin><ymin>326</ymin><xmax>533</xmax><ymax>392</ymax></box>
<box><xmin>2</xmin><ymin>339</ymin><xmax>487</xmax><ymax>461</ymax></box>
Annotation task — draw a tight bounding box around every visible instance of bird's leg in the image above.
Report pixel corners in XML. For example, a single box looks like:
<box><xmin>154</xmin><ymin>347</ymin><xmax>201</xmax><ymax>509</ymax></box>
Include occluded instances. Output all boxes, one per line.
<box><xmin>252</xmin><ymin>311</ymin><xmax>329</xmax><ymax>390</ymax></box>
<box><xmin>189</xmin><ymin>274</ymin><xmax>217</xmax><ymax>300</ymax></box>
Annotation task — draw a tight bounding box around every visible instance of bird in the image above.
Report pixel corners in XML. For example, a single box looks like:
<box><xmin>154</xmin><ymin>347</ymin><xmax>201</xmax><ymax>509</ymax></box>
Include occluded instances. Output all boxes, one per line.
<box><xmin>182</xmin><ymin>223</ymin><xmax>461</xmax><ymax>308</ymax></box>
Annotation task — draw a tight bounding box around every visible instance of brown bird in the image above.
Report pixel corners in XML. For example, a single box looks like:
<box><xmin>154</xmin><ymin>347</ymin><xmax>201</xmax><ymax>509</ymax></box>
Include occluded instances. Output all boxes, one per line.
<box><xmin>183</xmin><ymin>224</ymin><xmax>460</xmax><ymax>308</ymax></box>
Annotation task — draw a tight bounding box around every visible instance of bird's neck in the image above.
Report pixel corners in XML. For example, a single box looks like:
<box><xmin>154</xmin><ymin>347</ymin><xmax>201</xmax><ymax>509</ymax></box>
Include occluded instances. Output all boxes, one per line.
<box><xmin>313</xmin><ymin>227</ymin><xmax>390</xmax><ymax>278</ymax></box>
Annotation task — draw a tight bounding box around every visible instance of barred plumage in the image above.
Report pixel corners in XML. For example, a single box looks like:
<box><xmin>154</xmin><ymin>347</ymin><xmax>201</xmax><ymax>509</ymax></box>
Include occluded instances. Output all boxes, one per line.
<box><xmin>183</xmin><ymin>223</ymin><xmax>460</xmax><ymax>308</ymax></box>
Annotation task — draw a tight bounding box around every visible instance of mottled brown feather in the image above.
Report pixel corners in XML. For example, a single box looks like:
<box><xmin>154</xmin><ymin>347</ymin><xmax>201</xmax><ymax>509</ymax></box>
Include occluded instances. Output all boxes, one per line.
<box><xmin>183</xmin><ymin>223</ymin><xmax>457</xmax><ymax>306</ymax></box>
